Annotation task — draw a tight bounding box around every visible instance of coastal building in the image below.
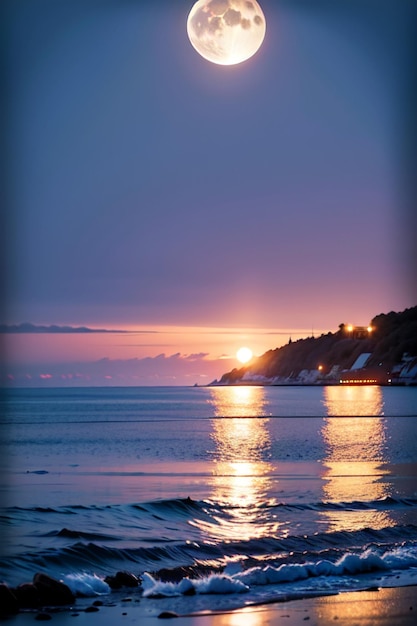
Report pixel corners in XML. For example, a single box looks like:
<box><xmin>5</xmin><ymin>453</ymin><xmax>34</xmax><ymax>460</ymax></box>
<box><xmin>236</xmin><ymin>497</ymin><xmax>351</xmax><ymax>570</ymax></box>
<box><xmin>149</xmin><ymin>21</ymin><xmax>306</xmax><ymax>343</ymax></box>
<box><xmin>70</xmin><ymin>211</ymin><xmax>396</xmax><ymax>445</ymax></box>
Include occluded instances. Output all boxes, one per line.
<box><xmin>343</xmin><ymin>324</ymin><xmax>373</xmax><ymax>339</ymax></box>
<box><xmin>339</xmin><ymin>369</ymin><xmax>390</xmax><ymax>385</ymax></box>
<box><xmin>339</xmin><ymin>352</ymin><xmax>389</xmax><ymax>385</ymax></box>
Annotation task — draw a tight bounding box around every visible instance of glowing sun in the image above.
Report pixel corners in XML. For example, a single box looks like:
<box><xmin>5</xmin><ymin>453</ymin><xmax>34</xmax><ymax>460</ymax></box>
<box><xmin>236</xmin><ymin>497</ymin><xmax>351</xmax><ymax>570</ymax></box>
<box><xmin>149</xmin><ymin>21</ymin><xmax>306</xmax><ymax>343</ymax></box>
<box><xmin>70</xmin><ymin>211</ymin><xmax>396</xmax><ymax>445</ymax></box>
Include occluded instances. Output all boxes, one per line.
<box><xmin>187</xmin><ymin>0</ymin><xmax>266</xmax><ymax>66</ymax></box>
<box><xmin>236</xmin><ymin>346</ymin><xmax>253</xmax><ymax>363</ymax></box>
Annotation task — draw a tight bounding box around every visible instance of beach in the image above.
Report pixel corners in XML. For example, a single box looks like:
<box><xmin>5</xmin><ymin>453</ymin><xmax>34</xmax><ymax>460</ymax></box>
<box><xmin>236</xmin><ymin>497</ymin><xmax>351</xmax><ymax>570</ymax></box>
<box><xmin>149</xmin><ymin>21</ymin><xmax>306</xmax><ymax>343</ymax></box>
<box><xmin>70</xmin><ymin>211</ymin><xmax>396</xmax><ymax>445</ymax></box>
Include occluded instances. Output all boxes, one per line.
<box><xmin>1</xmin><ymin>585</ymin><xmax>416</xmax><ymax>626</ymax></box>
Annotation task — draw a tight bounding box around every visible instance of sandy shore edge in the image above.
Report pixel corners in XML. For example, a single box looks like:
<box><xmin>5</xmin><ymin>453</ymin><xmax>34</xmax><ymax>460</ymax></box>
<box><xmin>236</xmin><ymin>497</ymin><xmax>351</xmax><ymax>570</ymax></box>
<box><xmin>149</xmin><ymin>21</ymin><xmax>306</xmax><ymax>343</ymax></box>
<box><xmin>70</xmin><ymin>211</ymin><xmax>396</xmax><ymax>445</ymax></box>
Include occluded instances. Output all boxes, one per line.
<box><xmin>1</xmin><ymin>585</ymin><xmax>416</xmax><ymax>626</ymax></box>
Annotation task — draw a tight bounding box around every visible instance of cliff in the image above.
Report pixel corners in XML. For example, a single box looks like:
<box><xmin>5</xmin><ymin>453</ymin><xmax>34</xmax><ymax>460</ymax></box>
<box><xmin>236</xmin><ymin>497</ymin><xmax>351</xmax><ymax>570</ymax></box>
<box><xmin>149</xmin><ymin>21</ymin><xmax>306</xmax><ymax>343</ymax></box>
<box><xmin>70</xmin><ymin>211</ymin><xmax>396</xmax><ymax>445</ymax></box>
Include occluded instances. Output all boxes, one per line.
<box><xmin>215</xmin><ymin>306</ymin><xmax>417</xmax><ymax>386</ymax></box>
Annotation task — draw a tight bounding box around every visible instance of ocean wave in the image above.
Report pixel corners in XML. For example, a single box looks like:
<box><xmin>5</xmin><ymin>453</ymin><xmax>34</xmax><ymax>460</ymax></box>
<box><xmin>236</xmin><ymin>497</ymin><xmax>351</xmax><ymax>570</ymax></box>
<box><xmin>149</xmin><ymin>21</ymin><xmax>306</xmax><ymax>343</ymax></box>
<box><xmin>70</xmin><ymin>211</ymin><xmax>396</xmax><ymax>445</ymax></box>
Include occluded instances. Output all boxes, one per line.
<box><xmin>142</xmin><ymin>571</ymin><xmax>249</xmax><ymax>597</ymax></box>
<box><xmin>62</xmin><ymin>572</ymin><xmax>111</xmax><ymax>597</ymax></box>
<box><xmin>46</xmin><ymin>528</ymin><xmax>122</xmax><ymax>542</ymax></box>
<box><xmin>234</xmin><ymin>544</ymin><xmax>417</xmax><ymax>585</ymax></box>
<box><xmin>137</xmin><ymin>542</ymin><xmax>417</xmax><ymax>600</ymax></box>
<box><xmin>6</xmin><ymin>497</ymin><xmax>202</xmax><ymax>519</ymax></box>
<box><xmin>6</xmin><ymin>494</ymin><xmax>417</xmax><ymax>522</ymax></box>
<box><xmin>2</xmin><ymin>522</ymin><xmax>417</xmax><ymax>589</ymax></box>
<box><xmin>266</xmin><ymin>496</ymin><xmax>417</xmax><ymax>512</ymax></box>
<box><xmin>2</xmin><ymin>494</ymin><xmax>417</xmax><ymax>594</ymax></box>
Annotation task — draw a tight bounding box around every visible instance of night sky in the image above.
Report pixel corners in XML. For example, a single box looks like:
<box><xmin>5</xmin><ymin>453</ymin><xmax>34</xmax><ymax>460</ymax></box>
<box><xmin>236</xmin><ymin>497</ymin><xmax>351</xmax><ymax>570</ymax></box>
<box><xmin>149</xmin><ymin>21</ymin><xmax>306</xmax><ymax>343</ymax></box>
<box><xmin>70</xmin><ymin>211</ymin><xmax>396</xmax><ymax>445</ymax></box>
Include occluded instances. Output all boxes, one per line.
<box><xmin>2</xmin><ymin>0</ymin><xmax>416</xmax><ymax>385</ymax></box>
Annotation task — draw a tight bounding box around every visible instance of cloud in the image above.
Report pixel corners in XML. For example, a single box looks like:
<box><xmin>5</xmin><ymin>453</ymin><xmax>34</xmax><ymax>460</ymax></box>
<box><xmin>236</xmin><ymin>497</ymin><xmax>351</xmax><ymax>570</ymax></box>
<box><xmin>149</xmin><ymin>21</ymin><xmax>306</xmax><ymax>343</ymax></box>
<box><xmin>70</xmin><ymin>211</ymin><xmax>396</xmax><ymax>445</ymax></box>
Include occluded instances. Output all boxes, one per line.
<box><xmin>185</xmin><ymin>353</ymin><xmax>210</xmax><ymax>361</ymax></box>
<box><xmin>0</xmin><ymin>323</ymin><xmax>137</xmax><ymax>334</ymax></box>
<box><xmin>0</xmin><ymin>352</ymin><xmax>232</xmax><ymax>387</ymax></box>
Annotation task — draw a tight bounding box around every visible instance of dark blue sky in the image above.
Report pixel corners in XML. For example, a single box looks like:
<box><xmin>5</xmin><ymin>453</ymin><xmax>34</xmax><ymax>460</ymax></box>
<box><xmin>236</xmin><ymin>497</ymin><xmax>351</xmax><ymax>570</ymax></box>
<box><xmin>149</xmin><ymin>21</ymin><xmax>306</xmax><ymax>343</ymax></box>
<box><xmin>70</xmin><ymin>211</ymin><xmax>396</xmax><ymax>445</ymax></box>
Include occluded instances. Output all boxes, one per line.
<box><xmin>2</xmin><ymin>0</ymin><xmax>416</xmax><ymax>384</ymax></box>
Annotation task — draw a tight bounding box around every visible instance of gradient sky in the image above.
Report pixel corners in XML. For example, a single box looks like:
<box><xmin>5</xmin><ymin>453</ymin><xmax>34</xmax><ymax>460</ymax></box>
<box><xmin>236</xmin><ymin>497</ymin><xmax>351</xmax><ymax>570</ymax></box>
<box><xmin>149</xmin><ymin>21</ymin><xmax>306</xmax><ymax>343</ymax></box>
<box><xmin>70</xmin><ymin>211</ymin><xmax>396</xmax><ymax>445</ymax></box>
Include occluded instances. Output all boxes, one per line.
<box><xmin>2</xmin><ymin>0</ymin><xmax>416</xmax><ymax>386</ymax></box>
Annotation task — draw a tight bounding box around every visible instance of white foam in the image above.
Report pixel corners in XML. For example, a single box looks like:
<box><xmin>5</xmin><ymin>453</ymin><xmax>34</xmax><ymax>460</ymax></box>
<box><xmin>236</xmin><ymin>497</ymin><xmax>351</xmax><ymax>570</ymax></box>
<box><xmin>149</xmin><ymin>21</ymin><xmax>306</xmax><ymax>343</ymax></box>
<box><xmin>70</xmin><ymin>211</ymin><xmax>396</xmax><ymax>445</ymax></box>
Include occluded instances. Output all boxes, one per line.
<box><xmin>61</xmin><ymin>544</ymin><xmax>417</xmax><ymax>601</ymax></box>
<box><xmin>63</xmin><ymin>572</ymin><xmax>111</xmax><ymax>597</ymax></box>
<box><xmin>142</xmin><ymin>572</ymin><xmax>248</xmax><ymax>598</ymax></box>
<box><xmin>384</xmin><ymin>546</ymin><xmax>417</xmax><ymax>569</ymax></box>
<box><xmin>142</xmin><ymin>572</ymin><xmax>180</xmax><ymax>597</ymax></box>
<box><xmin>195</xmin><ymin>574</ymin><xmax>248</xmax><ymax>594</ymax></box>
<box><xmin>231</xmin><ymin>545</ymin><xmax>417</xmax><ymax>588</ymax></box>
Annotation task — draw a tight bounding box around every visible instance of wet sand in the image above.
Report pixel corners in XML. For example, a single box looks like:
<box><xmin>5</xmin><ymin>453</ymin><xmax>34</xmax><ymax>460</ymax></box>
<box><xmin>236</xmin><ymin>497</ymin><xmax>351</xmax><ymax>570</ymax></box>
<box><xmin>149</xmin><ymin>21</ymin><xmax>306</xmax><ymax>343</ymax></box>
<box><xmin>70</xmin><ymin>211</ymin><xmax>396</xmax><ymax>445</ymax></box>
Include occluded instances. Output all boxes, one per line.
<box><xmin>3</xmin><ymin>585</ymin><xmax>416</xmax><ymax>626</ymax></box>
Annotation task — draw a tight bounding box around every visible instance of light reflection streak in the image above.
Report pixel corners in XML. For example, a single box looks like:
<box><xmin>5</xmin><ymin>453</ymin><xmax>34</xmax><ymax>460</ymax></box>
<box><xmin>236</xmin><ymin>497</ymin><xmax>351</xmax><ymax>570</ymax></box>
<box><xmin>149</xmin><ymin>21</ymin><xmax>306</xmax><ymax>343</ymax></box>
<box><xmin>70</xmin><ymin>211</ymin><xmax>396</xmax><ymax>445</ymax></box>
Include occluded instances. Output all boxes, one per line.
<box><xmin>311</xmin><ymin>588</ymin><xmax>399</xmax><ymax>625</ymax></box>
<box><xmin>321</xmin><ymin>386</ymin><xmax>392</xmax><ymax>530</ymax></box>
<box><xmin>203</xmin><ymin>387</ymin><xmax>281</xmax><ymax>541</ymax></box>
<box><xmin>214</xmin><ymin>607</ymin><xmax>265</xmax><ymax>626</ymax></box>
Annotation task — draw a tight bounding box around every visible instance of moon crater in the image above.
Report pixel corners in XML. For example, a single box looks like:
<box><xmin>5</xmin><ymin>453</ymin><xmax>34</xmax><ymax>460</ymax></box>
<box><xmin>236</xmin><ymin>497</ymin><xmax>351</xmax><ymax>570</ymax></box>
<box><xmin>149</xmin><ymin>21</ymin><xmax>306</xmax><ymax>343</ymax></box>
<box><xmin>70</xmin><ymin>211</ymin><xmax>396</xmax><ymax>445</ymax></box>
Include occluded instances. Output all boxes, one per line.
<box><xmin>187</xmin><ymin>0</ymin><xmax>266</xmax><ymax>66</ymax></box>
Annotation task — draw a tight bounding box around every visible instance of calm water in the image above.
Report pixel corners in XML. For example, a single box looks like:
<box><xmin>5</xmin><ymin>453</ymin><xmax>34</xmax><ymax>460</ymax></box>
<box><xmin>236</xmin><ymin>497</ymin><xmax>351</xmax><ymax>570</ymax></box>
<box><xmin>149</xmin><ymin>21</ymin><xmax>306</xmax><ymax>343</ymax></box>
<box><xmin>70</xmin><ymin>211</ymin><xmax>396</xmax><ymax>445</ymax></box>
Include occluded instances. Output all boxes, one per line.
<box><xmin>1</xmin><ymin>385</ymin><xmax>417</xmax><ymax>614</ymax></box>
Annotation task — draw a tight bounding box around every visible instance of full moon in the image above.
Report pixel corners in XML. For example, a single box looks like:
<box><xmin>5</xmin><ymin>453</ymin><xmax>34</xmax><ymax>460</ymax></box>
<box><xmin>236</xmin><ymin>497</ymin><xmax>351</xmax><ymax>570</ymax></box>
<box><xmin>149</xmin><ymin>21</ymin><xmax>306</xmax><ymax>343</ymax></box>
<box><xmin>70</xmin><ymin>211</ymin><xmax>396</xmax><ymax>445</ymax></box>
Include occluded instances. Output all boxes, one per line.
<box><xmin>187</xmin><ymin>0</ymin><xmax>266</xmax><ymax>66</ymax></box>
<box><xmin>236</xmin><ymin>347</ymin><xmax>253</xmax><ymax>363</ymax></box>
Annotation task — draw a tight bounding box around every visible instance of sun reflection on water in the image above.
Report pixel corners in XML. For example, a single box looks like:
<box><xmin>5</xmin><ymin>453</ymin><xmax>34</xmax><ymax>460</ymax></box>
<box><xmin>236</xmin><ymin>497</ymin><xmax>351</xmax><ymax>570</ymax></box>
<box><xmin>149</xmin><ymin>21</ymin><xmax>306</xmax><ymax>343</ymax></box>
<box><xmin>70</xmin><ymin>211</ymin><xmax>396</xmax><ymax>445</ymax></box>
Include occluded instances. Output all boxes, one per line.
<box><xmin>208</xmin><ymin>385</ymin><xmax>268</xmax><ymax>418</ymax></box>
<box><xmin>203</xmin><ymin>386</ymin><xmax>280</xmax><ymax>541</ymax></box>
<box><xmin>321</xmin><ymin>385</ymin><xmax>392</xmax><ymax>530</ymax></box>
<box><xmin>214</xmin><ymin>607</ymin><xmax>265</xmax><ymax>626</ymax></box>
<box><xmin>324</xmin><ymin>385</ymin><xmax>385</xmax><ymax>417</ymax></box>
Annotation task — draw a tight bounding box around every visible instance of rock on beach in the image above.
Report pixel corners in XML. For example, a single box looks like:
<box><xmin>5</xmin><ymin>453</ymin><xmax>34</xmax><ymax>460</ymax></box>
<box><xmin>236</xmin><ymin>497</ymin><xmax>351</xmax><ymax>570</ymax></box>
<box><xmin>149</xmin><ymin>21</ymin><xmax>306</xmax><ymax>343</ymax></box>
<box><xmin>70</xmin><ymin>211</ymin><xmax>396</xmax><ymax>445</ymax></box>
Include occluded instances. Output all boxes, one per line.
<box><xmin>1</xmin><ymin>570</ymin><xmax>143</xmax><ymax>615</ymax></box>
<box><xmin>0</xmin><ymin>573</ymin><xmax>75</xmax><ymax>614</ymax></box>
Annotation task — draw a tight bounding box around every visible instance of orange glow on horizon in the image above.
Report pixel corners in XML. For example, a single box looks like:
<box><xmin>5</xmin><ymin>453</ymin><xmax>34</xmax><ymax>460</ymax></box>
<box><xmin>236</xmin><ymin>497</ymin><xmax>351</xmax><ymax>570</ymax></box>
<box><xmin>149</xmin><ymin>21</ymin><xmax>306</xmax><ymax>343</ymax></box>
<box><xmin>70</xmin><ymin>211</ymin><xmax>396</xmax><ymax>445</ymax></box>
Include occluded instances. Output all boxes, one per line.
<box><xmin>3</xmin><ymin>324</ymin><xmax>314</xmax><ymax>365</ymax></box>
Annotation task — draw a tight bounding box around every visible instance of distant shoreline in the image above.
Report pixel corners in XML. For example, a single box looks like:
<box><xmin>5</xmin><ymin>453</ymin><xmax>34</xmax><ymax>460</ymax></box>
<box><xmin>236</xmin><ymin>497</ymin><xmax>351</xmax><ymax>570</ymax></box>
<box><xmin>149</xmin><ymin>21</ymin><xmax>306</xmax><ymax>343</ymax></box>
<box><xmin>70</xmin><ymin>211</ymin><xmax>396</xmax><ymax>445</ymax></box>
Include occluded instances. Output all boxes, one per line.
<box><xmin>207</xmin><ymin>381</ymin><xmax>415</xmax><ymax>387</ymax></box>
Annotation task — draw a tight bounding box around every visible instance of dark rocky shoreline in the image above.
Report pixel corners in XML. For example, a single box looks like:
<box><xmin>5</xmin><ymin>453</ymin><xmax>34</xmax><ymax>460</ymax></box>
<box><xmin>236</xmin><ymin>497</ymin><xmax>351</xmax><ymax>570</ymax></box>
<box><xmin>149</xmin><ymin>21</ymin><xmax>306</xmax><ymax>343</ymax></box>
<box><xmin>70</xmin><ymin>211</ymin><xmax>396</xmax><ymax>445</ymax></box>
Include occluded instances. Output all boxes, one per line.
<box><xmin>0</xmin><ymin>571</ymin><xmax>141</xmax><ymax>617</ymax></box>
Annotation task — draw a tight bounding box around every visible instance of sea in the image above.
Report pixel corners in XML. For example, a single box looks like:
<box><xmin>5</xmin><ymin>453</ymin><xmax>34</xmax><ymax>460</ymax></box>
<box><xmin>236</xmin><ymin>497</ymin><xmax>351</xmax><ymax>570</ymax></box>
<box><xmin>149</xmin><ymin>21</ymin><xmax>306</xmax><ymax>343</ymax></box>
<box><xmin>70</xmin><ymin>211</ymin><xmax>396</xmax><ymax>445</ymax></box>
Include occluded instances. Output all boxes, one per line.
<box><xmin>1</xmin><ymin>385</ymin><xmax>417</xmax><ymax>616</ymax></box>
